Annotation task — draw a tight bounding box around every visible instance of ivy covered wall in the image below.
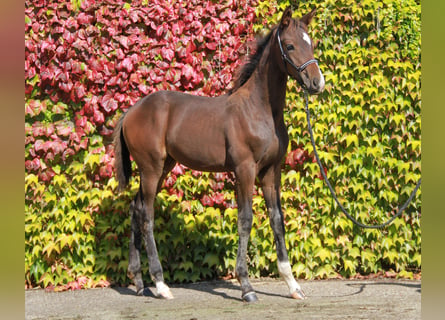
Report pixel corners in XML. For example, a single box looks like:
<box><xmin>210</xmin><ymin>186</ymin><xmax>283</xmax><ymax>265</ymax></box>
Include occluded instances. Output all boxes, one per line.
<box><xmin>253</xmin><ymin>0</ymin><xmax>421</xmax><ymax>279</ymax></box>
<box><xmin>25</xmin><ymin>0</ymin><xmax>420</xmax><ymax>289</ymax></box>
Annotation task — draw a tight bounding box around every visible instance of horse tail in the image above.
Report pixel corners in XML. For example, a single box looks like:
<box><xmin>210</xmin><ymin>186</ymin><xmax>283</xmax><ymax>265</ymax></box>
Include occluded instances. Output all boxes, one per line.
<box><xmin>113</xmin><ymin>115</ymin><xmax>132</xmax><ymax>192</ymax></box>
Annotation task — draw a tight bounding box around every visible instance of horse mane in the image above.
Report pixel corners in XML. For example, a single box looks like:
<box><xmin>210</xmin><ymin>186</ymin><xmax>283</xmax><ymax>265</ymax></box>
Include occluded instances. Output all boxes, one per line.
<box><xmin>228</xmin><ymin>27</ymin><xmax>276</xmax><ymax>95</ymax></box>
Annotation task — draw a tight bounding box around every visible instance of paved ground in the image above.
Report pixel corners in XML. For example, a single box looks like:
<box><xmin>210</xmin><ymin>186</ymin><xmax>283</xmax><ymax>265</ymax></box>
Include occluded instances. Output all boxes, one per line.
<box><xmin>25</xmin><ymin>278</ymin><xmax>420</xmax><ymax>320</ymax></box>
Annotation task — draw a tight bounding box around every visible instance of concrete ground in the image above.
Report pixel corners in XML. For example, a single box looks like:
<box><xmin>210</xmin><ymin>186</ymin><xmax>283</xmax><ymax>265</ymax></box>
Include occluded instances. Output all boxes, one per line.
<box><xmin>25</xmin><ymin>278</ymin><xmax>420</xmax><ymax>320</ymax></box>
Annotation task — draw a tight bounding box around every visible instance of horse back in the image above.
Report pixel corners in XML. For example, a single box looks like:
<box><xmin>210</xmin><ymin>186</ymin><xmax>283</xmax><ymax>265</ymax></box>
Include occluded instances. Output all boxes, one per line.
<box><xmin>123</xmin><ymin>91</ymin><xmax>231</xmax><ymax>172</ymax></box>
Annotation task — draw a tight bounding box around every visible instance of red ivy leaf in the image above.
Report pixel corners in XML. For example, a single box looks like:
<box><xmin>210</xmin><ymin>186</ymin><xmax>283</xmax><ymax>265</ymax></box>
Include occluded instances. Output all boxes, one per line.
<box><xmin>34</xmin><ymin>139</ymin><xmax>44</xmax><ymax>152</ymax></box>
<box><xmin>201</xmin><ymin>195</ymin><xmax>214</xmax><ymax>207</ymax></box>
<box><xmin>100</xmin><ymin>92</ymin><xmax>118</xmax><ymax>113</ymax></box>
<box><xmin>161</xmin><ymin>47</ymin><xmax>174</xmax><ymax>62</ymax></box>
<box><xmin>121</xmin><ymin>57</ymin><xmax>134</xmax><ymax>72</ymax></box>
<box><xmin>93</xmin><ymin>108</ymin><xmax>104</xmax><ymax>124</ymax></box>
<box><xmin>25</xmin><ymin>158</ymin><xmax>41</xmax><ymax>171</ymax></box>
<box><xmin>213</xmin><ymin>192</ymin><xmax>225</xmax><ymax>205</ymax></box>
<box><xmin>80</xmin><ymin>0</ymin><xmax>96</xmax><ymax>11</ymax></box>
<box><xmin>62</xmin><ymin>148</ymin><xmax>75</xmax><ymax>161</ymax></box>
<box><xmin>106</xmin><ymin>76</ymin><xmax>118</xmax><ymax>87</ymax></box>
<box><xmin>75</xmin><ymin>115</ymin><xmax>87</xmax><ymax>128</ymax></box>
<box><xmin>172</xmin><ymin>22</ymin><xmax>184</xmax><ymax>36</ymax></box>
<box><xmin>64</xmin><ymin>17</ymin><xmax>79</xmax><ymax>30</ymax></box>
<box><xmin>59</xmin><ymin>81</ymin><xmax>73</xmax><ymax>93</ymax></box>
<box><xmin>51</xmin><ymin>140</ymin><xmax>68</xmax><ymax>155</ymax></box>
<box><xmin>77</xmin><ymin>12</ymin><xmax>92</xmax><ymax>25</ymax></box>
<box><xmin>26</xmin><ymin>100</ymin><xmax>46</xmax><ymax>117</ymax></box>
<box><xmin>205</xmin><ymin>42</ymin><xmax>217</xmax><ymax>51</ymax></box>
<box><xmin>62</xmin><ymin>31</ymin><xmax>76</xmax><ymax>44</ymax></box>
<box><xmin>129</xmin><ymin>10</ymin><xmax>140</xmax><ymax>24</ymax></box>
<box><xmin>171</xmin><ymin>164</ymin><xmax>185</xmax><ymax>175</ymax></box>
<box><xmin>71</xmin><ymin>60</ymin><xmax>83</xmax><ymax>74</ymax></box>
<box><xmin>156</xmin><ymin>24</ymin><xmax>165</xmax><ymax>38</ymax></box>
<box><xmin>114</xmin><ymin>93</ymin><xmax>126</xmax><ymax>103</ymax></box>
<box><xmin>39</xmin><ymin>168</ymin><xmax>55</xmax><ymax>182</ymax></box>
<box><xmin>182</xmin><ymin>64</ymin><xmax>194</xmax><ymax>81</ymax></box>
<box><xmin>75</xmin><ymin>84</ymin><xmax>86</xmax><ymax>99</ymax></box>
<box><xmin>41</xmin><ymin>40</ymin><xmax>55</xmax><ymax>53</ymax></box>
<box><xmin>55</xmin><ymin>121</ymin><xmax>74</xmax><ymax>137</ymax></box>
<box><xmin>117</xmin><ymin>36</ymin><xmax>129</xmax><ymax>50</ymax></box>
<box><xmin>138</xmin><ymin>83</ymin><xmax>150</xmax><ymax>95</ymax></box>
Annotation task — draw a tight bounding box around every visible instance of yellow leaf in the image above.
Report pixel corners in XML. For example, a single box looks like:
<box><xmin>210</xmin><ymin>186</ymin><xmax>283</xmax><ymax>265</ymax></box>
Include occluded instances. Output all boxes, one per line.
<box><xmin>25</xmin><ymin>174</ymin><xmax>39</xmax><ymax>186</ymax></box>
<box><xmin>43</xmin><ymin>241</ymin><xmax>60</xmax><ymax>257</ymax></box>
<box><xmin>383</xmin><ymin>250</ymin><xmax>399</xmax><ymax>264</ymax></box>
<box><xmin>314</xmin><ymin>247</ymin><xmax>331</xmax><ymax>262</ymax></box>
<box><xmin>345</xmin><ymin>134</ymin><xmax>359</xmax><ymax>147</ymax></box>
<box><xmin>53</xmin><ymin>174</ymin><xmax>67</xmax><ymax>187</ymax></box>
<box><xmin>343</xmin><ymin>259</ymin><xmax>356</xmax><ymax>273</ymax></box>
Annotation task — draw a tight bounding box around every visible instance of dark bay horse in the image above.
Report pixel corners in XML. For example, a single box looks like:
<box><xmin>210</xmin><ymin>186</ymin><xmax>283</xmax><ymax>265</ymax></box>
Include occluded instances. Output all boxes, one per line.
<box><xmin>113</xmin><ymin>6</ymin><xmax>325</xmax><ymax>302</ymax></box>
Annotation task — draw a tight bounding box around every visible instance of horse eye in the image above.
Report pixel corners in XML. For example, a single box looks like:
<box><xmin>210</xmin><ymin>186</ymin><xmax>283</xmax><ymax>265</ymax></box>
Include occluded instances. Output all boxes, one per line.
<box><xmin>286</xmin><ymin>44</ymin><xmax>295</xmax><ymax>51</ymax></box>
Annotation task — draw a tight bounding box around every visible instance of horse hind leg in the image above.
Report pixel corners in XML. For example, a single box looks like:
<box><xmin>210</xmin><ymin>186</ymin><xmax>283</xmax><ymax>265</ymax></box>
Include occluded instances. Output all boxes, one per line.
<box><xmin>127</xmin><ymin>188</ymin><xmax>145</xmax><ymax>295</ymax></box>
<box><xmin>138</xmin><ymin>158</ymin><xmax>176</xmax><ymax>300</ymax></box>
<box><xmin>156</xmin><ymin>155</ymin><xmax>176</xmax><ymax>194</ymax></box>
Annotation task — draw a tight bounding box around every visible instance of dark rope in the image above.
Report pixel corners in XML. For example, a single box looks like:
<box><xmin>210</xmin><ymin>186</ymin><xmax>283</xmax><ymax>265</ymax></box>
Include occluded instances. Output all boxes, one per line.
<box><xmin>303</xmin><ymin>90</ymin><xmax>421</xmax><ymax>229</ymax></box>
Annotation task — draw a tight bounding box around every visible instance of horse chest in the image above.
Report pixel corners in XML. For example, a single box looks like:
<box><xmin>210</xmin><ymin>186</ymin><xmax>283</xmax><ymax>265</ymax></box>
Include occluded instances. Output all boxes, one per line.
<box><xmin>247</xmin><ymin>121</ymin><xmax>288</xmax><ymax>166</ymax></box>
<box><xmin>264</xmin><ymin>130</ymin><xmax>287</xmax><ymax>161</ymax></box>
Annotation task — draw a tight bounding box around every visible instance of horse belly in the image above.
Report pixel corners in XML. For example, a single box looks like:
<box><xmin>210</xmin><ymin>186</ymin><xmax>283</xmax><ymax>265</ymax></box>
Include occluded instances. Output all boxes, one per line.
<box><xmin>166</xmin><ymin>115</ymin><xmax>228</xmax><ymax>172</ymax></box>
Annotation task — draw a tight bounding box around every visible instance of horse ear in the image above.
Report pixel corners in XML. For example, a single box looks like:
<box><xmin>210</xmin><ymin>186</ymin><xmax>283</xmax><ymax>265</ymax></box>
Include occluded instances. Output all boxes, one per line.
<box><xmin>279</xmin><ymin>6</ymin><xmax>293</xmax><ymax>29</ymax></box>
<box><xmin>300</xmin><ymin>8</ymin><xmax>317</xmax><ymax>26</ymax></box>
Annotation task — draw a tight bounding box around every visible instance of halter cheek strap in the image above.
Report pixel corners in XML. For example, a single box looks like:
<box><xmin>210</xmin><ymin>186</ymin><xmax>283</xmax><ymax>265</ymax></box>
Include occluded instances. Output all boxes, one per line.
<box><xmin>277</xmin><ymin>29</ymin><xmax>318</xmax><ymax>74</ymax></box>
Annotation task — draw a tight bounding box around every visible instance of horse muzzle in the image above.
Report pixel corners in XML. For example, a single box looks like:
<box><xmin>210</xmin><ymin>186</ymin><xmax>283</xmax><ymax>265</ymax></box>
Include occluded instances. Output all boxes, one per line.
<box><xmin>300</xmin><ymin>67</ymin><xmax>325</xmax><ymax>95</ymax></box>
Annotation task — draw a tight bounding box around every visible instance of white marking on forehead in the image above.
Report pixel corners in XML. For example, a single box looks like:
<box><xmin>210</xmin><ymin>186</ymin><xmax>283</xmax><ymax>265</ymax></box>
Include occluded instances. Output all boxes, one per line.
<box><xmin>301</xmin><ymin>31</ymin><xmax>311</xmax><ymax>46</ymax></box>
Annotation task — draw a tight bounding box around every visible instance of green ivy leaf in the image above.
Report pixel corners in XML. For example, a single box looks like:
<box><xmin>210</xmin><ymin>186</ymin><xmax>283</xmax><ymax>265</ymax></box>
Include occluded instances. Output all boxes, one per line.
<box><xmin>202</xmin><ymin>253</ymin><xmax>219</xmax><ymax>268</ymax></box>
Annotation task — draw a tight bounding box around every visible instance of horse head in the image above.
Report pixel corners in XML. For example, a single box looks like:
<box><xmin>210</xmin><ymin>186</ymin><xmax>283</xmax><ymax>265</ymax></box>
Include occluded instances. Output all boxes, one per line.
<box><xmin>276</xmin><ymin>6</ymin><xmax>325</xmax><ymax>95</ymax></box>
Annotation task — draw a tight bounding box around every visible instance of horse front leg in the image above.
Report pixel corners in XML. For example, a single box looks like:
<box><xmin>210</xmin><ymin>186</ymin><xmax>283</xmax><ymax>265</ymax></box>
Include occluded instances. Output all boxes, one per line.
<box><xmin>260</xmin><ymin>165</ymin><xmax>306</xmax><ymax>300</ymax></box>
<box><xmin>234</xmin><ymin>162</ymin><xmax>258</xmax><ymax>302</ymax></box>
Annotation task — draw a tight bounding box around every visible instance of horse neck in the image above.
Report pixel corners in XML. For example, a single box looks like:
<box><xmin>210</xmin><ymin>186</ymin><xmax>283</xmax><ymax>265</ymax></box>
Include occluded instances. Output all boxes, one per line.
<box><xmin>266</xmin><ymin>53</ymin><xmax>288</xmax><ymax>119</ymax></box>
<box><xmin>250</xmin><ymin>36</ymin><xmax>288</xmax><ymax>121</ymax></box>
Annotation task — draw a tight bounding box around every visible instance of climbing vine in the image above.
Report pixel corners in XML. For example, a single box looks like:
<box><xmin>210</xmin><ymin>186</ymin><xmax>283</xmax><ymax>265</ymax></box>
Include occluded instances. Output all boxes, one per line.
<box><xmin>25</xmin><ymin>0</ymin><xmax>420</xmax><ymax>290</ymax></box>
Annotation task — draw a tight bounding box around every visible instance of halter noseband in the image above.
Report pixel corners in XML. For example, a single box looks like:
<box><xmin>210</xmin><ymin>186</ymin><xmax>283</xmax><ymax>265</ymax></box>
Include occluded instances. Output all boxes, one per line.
<box><xmin>277</xmin><ymin>29</ymin><xmax>318</xmax><ymax>74</ymax></box>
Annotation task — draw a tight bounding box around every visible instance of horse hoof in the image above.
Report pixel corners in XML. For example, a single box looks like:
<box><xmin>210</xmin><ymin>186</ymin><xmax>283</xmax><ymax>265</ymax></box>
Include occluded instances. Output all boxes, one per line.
<box><xmin>136</xmin><ymin>288</ymin><xmax>145</xmax><ymax>296</ymax></box>
<box><xmin>290</xmin><ymin>288</ymin><xmax>306</xmax><ymax>300</ymax></box>
<box><xmin>242</xmin><ymin>291</ymin><xmax>259</xmax><ymax>303</ymax></box>
<box><xmin>157</xmin><ymin>288</ymin><xmax>174</xmax><ymax>300</ymax></box>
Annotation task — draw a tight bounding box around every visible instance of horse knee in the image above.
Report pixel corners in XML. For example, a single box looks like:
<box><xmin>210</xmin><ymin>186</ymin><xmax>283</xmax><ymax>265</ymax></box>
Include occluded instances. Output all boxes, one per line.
<box><xmin>269</xmin><ymin>209</ymin><xmax>284</xmax><ymax>232</ymax></box>
<box><xmin>127</xmin><ymin>260</ymin><xmax>141</xmax><ymax>279</ymax></box>
<box><xmin>237</xmin><ymin>209</ymin><xmax>253</xmax><ymax>234</ymax></box>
